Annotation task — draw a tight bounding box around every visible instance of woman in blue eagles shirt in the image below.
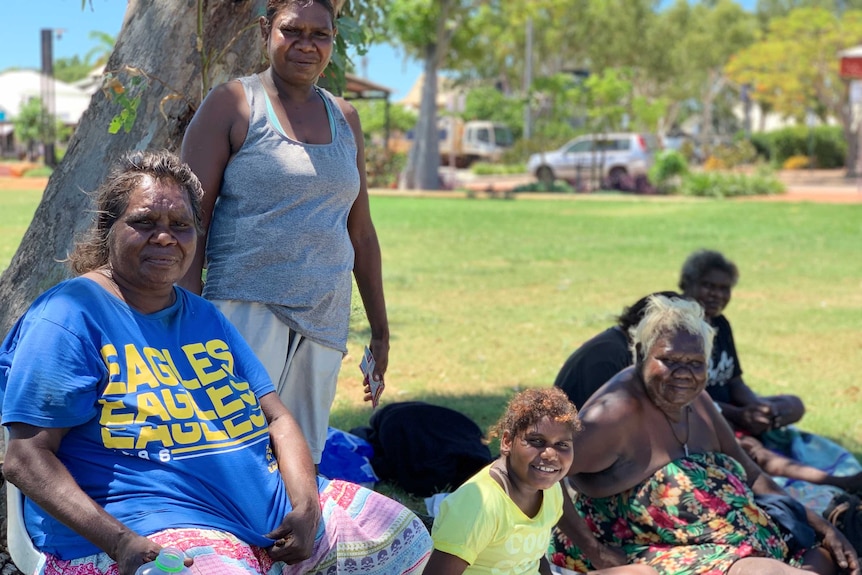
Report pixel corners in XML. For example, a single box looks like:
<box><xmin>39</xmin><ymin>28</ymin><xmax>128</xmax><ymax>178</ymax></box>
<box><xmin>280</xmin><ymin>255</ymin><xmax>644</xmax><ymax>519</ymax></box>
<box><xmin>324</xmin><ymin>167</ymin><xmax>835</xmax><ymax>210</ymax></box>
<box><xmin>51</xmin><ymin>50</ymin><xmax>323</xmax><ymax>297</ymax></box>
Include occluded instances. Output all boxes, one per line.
<box><xmin>0</xmin><ymin>151</ymin><xmax>431</xmax><ymax>575</ymax></box>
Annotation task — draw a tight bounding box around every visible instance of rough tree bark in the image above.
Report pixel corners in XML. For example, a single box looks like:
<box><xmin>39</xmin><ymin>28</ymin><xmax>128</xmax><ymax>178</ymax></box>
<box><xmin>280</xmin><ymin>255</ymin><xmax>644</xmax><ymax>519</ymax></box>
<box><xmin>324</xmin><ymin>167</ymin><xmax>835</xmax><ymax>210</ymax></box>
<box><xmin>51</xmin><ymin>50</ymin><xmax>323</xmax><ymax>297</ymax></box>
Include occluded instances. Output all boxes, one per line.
<box><xmin>0</xmin><ymin>0</ymin><xmax>268</xmax><ymax>336</ymax></box>
<box><xmin>0</xmin><ymin>1</ymin><xmax>267</xmax><ymax>565</ymax></box>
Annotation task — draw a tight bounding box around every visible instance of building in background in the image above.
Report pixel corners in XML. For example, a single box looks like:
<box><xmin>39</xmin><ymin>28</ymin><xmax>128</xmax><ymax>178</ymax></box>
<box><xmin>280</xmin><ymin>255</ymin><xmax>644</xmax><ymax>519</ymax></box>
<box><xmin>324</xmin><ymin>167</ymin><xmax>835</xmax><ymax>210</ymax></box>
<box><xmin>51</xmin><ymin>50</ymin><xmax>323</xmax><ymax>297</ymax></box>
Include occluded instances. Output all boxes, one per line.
<box><xmin>0</xmin><ymin>70</ymin><xmax>92</xmax><ymax>158</ymax></box>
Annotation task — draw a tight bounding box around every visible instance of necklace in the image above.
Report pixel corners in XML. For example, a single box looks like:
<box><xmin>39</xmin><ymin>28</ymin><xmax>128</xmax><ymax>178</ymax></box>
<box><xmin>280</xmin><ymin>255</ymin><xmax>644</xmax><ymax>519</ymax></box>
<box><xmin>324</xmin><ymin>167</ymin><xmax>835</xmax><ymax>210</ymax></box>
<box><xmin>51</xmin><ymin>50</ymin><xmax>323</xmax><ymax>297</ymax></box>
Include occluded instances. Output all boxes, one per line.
<box><xmin>489</xmin><ymin>461</ymin><xmax>511</xmax><ymax>497</ymax></box>
<box><xmin>662</xmin><ymin>406</ymin><xmax>691</xmax><ymax>457</ymax></box>
<box><xmin>95</xmin><ymin>267</ymin><xmax>122</xmax><ymax>297</ymax></box>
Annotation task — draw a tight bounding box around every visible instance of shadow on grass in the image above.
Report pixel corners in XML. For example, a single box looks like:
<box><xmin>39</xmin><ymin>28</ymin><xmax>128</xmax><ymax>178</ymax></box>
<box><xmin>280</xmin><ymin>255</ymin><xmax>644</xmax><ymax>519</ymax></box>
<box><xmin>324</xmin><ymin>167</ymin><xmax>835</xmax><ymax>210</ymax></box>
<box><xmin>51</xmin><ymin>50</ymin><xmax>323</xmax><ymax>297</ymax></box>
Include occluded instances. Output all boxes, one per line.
<box><xmin>330</xmin><ymin>391</ymin><xmax>515</xmax><ymax>446</ymax></box>
<box><xmin>329</xmin><ymin>391</ymin><xmax>516</xmax><ymax>517</ymax></box>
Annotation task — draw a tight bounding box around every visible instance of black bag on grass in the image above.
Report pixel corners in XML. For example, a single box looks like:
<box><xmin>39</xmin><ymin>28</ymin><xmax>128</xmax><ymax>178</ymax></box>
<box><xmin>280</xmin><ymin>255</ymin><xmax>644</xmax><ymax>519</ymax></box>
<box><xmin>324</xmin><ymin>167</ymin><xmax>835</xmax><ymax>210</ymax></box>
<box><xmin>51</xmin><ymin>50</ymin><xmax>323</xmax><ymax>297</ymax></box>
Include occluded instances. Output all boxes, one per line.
<box><xmin>352</xmin><ymin>401</ymin><xmax>493</xmax><ymax>497</ymax></box>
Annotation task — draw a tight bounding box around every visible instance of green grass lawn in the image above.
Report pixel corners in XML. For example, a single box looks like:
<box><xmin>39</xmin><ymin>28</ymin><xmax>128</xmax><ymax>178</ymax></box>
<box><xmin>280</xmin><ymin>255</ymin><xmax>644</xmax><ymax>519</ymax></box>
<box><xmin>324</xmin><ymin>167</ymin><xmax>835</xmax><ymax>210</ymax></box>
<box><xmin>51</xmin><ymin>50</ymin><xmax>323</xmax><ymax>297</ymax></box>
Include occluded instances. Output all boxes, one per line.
<box><xmin>0</xmin><ymin>189</ymin><xmax>42</xmax><ymax>274</ymax></box>
<box><xmin>2</xmin><ymin>189</ymin><xmax>861</xmax><ymax>490</ymax></box>
<box><xmin>334</xmin><ymin>195</ymin><xmax>862</xmax><ymax>462</ymax></box>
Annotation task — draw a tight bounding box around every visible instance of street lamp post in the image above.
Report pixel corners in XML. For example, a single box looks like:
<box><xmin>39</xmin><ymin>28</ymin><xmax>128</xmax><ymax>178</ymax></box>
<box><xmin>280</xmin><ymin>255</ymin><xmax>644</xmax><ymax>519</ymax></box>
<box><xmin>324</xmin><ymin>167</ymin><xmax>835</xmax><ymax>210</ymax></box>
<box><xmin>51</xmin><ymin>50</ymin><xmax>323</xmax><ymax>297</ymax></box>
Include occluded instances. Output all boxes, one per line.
<box><xmin>40</xmin><ymin>28</ymin><xmax>57</xmax><ymax>168</ymax></box>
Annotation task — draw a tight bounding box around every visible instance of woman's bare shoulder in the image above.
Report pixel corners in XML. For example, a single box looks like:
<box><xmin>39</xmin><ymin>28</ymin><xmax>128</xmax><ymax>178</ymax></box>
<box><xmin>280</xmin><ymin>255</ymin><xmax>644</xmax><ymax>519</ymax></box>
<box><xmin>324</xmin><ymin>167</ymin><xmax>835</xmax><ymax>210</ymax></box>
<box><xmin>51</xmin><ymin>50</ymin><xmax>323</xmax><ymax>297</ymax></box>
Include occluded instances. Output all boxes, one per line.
<box><xmin>330</xmin><ymin>95</ymin><xmax>359</xmax><ymax>123</ymax></box>
<box><xmin>185</xmin><ymin>79</ymin><xmax>250</xmax><ymax>155</ymax></box>
<box><xmin>199</xmin><ymin>79</ymin><xmax>248</xmax><ymax>113</ymax></box>
<box><xmin>580</xmin><ymin>368</ymin><xmax>644</xmax><ymax>423</ymax></box>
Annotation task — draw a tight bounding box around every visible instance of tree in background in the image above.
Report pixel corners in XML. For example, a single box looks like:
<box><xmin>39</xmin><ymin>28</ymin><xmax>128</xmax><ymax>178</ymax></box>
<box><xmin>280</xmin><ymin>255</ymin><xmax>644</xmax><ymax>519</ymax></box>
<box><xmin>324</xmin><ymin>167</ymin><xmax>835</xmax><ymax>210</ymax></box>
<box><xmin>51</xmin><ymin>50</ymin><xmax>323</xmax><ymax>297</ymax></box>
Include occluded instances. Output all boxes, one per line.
<box><xmin>85</xmin><ymin>31</ymin><xmax>117</xmax><ymax>69</ymax></box>
<box><xmin>580</xmin><ymin>68</ymin><xmax>631</xmax><ymax>133</ymax></box>
<box><xmin>53</xmin><ymin>55</ymin><xmax>93</xmax><ymax>84</ymax></box>
<box><xmin>662</xmin><ymin>0</ymin><xmax>756</xmax><ymax>154</ymax></box>
<box><xmin>529</xmin><ymin>73</ymin><xmax>584</xmax><ymax>146</ymax></box>
<box><xmin>462</xmin><ymin>86</ymin><xmax>524</xmax><ymax>139</ymax></box>
<box><xmin>457</xmin><ymin>0</ymin><xmax>756</xmax><ymax>151</ymax></box>
<box><xmin>459</xmin><ymin>0</ymin><xmax>590</xmax><ymax>101</ymax></box>
<box><xmin>755</xmin><ymin>0</ymin><xmax>862</xmax><ymax>27</ymax></box>
<box><xmin>353</xmin><ymin>100</ymin><xmax>417</xmax><ymax>142</ymax></box>
<box><xmin>11</xmin><ymin>98</ymin><xmax>71</xmax><ymax>161</ymax></box>
<box><xmin>353</xmin><ymin>100</ymin><xmax>416</xmax><ymax>188</ymax></box>
<box><xmin>388</xmin><ymin>0</ymin><xmax>483</xmax><ymax>190</ymax></box>
<box><xmin>53</xmin><ymin>31</ymin><xmax>116</xmax><ymax>83</ymax></box>
<box><xmin>726</xmin><ymin>7</ymin><xmax>862</xmax><ymax>173</ymax></box>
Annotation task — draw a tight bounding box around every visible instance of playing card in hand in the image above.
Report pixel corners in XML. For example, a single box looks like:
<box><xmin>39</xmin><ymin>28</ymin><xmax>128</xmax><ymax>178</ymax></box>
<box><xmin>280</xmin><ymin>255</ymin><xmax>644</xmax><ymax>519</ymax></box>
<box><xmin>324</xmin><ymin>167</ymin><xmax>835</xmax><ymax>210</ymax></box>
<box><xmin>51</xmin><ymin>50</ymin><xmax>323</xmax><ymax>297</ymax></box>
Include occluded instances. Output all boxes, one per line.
<box><xmin>360</xmin><ymin>346</ymin><xmax>383</xmax><ymax>408</ymax></box>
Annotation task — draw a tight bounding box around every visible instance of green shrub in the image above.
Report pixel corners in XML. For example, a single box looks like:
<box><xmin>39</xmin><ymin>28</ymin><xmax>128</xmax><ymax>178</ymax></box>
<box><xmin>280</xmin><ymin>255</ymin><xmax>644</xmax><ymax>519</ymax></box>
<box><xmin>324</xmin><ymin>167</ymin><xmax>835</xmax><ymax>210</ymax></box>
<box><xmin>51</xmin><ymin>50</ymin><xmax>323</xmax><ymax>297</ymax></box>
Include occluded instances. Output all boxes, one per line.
<box><xmin>711</xmin><ymin>140</ymin><xmax>758</xmax><ymax>168</ymax></box>
<box><xmin>511</xmin><ymin>180</ymin><xmax>575</xmax><ymax>193</ymax></box>
<box><xmin>470</xmin><ymin>162</ymin><xmax>527</xmax><ymax>176</ymax></box>
<box><xmin>365</xmin><ymin>149</ymin><xmax>406</xmax><ymax>189</ymax></box>
<box><xmin>678</xmin><ymin>140</ymin><xmax>700</xmax><ymax>163</ymax></box>
<box><xmin>649</xmin><ymin>150</ymin><xmax>688</xmax><ymax>190</ymax></box>
<box><xmin>747</xmin><ymin>132</ymin><xmax>772</xmax><ymax>162</ymax></box>
<box><xmin>677</xmin><ymin>167</ymin><xmax>784</xmax><ymax>198</ymax></box>
<box><xmin>23</xmin><ymin>166</ymin><xmax>53</xmax><ymax>177</ymax></box>
<box><xmin>760</xmin><ymin>126</ymin><xmax>846</xmax><ymax>168</ymax></box>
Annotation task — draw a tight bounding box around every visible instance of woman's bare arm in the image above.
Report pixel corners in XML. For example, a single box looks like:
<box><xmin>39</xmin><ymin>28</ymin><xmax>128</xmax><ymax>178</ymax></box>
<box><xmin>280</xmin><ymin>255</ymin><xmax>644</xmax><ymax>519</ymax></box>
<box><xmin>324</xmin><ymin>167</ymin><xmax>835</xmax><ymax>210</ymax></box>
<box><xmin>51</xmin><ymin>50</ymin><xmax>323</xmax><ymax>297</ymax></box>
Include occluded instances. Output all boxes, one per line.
<box><xmin>340</xmin><ymin>97</ymin><xmax>389</xmax><ymax>384</ymax></box>
<box><xmin>3</xmin><ymin>424</ymin><xmax>160</xmax><ymax>575</ymax></box>
<box><xmin>179</xmin><ymin>80</ymin><xmax>248</xmax><ymax>294</ymax></box>
<box><xmin>259</xmin><ymin>392</ymin><xmax>321</xmax><ymax>564</ymax></box>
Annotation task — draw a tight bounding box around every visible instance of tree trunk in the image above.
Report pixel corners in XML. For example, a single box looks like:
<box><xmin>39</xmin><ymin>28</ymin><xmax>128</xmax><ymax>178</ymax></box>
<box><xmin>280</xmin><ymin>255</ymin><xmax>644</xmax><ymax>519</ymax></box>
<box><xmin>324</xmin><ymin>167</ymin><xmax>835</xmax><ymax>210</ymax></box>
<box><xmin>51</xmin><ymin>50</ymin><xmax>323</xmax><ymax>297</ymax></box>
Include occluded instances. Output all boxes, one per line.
<box><xmin>699</xmin><ymin>70</ymin><xmax>717</xmax><ymax>158</ymax></box>
<box><xmin>401</xmin><ymin>0</ymin><xmax>457</xmax><ymax>191</ymax></box>
<box><xmin>0</xmin><ymin>0</ymin><xmax>266</xmax><ymax>337</ymax></box>
<box><xmin>401</xmin><ymin>46</ymin><xmax>441</xmax><ymax>190</ymax></box>
<box><xmin>409</xmin><ymin>45</ymin><xmax>441</xmax><ymax>191</ymax></box>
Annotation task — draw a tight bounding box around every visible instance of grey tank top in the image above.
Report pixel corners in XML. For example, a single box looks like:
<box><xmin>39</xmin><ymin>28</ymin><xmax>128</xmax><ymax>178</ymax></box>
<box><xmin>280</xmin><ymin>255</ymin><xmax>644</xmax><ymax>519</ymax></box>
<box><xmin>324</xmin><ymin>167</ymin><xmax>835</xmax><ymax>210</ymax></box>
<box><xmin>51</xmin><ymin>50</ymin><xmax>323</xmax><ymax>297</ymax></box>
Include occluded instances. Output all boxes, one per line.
<box><xmin>203</xmin><ymin>74</ymin><xmax>360</xmax><ymax>352</ymax></box>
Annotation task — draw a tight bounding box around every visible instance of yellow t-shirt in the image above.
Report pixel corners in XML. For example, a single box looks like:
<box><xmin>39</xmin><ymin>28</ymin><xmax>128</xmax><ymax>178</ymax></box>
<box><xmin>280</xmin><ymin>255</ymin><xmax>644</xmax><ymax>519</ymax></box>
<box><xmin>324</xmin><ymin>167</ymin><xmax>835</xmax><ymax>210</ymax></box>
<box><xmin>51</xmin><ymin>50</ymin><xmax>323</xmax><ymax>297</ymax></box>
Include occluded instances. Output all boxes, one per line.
<box><xmin>431</xmin><ymin>465</ymin><xmax>563</xmax><ymax>574</ymax></box>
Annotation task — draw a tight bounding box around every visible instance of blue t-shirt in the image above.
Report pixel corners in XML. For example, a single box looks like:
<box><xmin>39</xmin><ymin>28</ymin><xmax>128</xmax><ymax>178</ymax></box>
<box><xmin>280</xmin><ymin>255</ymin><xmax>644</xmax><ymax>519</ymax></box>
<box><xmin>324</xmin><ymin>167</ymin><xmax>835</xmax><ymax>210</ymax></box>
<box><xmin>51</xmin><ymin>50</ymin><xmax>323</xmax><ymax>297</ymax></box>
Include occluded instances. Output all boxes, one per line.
<box><xmin>0</xmin><ymin>278</ymin><xmax>292</xmax><ymax>559</ymax></box>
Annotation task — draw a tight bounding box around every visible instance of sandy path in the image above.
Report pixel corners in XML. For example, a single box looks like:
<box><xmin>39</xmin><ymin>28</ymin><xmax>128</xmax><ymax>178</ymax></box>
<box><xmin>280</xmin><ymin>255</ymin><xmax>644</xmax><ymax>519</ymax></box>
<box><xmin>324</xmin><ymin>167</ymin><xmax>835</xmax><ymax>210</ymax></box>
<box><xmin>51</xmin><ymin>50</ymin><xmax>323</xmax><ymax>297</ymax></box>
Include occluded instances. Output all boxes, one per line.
<box><xmin>0</xmin><ymin>177</ymin><xmax>48</xmax><ymax>192</ymax></box>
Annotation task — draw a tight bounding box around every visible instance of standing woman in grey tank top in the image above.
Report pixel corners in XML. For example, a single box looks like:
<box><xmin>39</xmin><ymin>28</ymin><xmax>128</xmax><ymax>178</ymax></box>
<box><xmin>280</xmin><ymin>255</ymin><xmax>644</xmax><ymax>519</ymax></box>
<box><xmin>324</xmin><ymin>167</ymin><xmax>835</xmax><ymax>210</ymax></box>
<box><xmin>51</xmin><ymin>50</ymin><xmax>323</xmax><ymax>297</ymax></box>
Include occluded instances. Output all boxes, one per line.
<box><xmin>180</xmin><ymin>0</ymin><xmax>388</xmax><ymax>465</ymax></box>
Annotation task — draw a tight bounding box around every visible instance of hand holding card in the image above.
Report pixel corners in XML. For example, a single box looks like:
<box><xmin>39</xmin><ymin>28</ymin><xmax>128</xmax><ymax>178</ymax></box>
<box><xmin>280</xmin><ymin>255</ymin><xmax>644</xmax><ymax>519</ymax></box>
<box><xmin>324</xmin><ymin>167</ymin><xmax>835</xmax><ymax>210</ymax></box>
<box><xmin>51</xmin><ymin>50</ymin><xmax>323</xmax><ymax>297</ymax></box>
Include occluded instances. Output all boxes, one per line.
<box><xmin>360</xmin><ymin>346</ymin><xmax>384</xmax><ymax>408</ymax></box>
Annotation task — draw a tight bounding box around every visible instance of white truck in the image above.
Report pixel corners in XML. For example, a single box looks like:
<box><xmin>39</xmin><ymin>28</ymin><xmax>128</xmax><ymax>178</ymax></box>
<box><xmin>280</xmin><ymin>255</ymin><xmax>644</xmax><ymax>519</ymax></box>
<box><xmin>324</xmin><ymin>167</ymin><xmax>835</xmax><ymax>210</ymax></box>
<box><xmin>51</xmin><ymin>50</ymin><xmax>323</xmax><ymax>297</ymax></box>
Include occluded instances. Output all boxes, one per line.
<box><xmin>391</xmin><ymin>118</ymin><xmax>514</xmax><ymax>168</ymax></box>
<box><xmin>438</xmin><ymin>117</ymin><xmax>514</xmax><ymax>167</ymax></box>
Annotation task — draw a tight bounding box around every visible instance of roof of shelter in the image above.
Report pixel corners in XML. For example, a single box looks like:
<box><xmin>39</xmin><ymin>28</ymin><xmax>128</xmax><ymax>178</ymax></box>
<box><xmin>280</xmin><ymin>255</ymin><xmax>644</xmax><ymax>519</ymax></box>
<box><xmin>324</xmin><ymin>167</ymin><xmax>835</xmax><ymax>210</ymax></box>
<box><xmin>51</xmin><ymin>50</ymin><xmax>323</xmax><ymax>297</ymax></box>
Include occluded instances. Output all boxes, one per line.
<box><xmin>343</xmin><ymin>73</ymin><xmax>393</xmax><ymax>100</ymax></box>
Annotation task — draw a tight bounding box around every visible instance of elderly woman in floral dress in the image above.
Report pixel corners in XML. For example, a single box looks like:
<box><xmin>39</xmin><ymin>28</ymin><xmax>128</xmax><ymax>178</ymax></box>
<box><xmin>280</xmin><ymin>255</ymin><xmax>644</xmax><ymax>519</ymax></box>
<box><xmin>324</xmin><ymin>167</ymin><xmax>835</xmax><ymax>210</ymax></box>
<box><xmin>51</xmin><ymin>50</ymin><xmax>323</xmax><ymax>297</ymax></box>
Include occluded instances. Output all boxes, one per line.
<box><xmin>551</xmin><ymin>295</ymin><xmax>858</xmax><ymax>575</ymax></box>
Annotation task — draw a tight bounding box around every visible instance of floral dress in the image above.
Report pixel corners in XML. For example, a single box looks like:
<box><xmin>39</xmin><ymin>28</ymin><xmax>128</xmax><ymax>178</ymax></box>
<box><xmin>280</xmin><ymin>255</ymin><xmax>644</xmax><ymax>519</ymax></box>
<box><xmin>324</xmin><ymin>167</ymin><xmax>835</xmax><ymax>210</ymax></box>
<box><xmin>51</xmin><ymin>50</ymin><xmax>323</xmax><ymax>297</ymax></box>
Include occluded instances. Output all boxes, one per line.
<box><xmin>550</xmin><ymin>452</ymin><xmax>806</xmax><ymax>575</ymax></box>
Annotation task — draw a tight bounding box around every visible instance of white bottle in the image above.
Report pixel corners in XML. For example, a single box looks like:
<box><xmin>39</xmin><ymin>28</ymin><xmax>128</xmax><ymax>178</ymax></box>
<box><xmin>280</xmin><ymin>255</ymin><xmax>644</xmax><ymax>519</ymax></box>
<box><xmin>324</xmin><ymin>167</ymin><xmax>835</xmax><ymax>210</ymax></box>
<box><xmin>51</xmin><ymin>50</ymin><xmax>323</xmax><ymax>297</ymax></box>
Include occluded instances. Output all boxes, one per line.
<box><xmin>134</xmin><ymin>547</ymin><xmax>191</xmax><ymax>575</ymax></box>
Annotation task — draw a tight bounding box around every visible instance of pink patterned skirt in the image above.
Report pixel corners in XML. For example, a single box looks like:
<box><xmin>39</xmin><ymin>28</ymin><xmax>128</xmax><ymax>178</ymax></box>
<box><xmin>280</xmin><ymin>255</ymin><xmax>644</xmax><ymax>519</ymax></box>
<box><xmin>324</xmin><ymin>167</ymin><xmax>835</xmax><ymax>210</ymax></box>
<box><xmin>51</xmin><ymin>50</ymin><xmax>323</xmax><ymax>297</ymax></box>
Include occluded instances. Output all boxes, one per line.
<box><xmin>40</xmin><ymin>480</ymin><xmax>431</xmax><ymax>575</ymax></box>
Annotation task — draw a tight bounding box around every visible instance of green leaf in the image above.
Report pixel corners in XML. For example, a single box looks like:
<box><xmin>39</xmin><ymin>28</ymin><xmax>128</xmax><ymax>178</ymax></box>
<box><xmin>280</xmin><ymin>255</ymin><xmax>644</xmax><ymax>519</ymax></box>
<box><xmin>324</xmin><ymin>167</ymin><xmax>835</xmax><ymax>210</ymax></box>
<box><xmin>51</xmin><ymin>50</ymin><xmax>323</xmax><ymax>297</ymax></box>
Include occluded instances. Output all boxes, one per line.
<box><xmin>336</xmin><ymin>15</ymin><xmax>365</xmax><ymax>51</ymax></box>
<box><xmin>108</xmin><ymin>115</ymin><xmax>123</xmax><ymax>134</ymax></box>
<box><xmin>123</xmin><ymin>108</ymin><xmax>137</xmax><ymax>133</ymax></box>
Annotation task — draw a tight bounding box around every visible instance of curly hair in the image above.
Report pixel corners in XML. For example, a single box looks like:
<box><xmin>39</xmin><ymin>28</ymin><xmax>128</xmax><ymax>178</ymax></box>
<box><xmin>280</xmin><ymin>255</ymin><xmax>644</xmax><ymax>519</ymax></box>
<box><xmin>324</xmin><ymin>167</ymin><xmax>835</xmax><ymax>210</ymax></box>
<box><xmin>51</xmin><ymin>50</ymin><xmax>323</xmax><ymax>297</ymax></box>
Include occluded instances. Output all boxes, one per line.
<box><xmin>489</xmin><ymin>387</ymin><xmax>581</xmax><ymax>442</ymax></box>
<box><xmin>263</xmin><ymin>0</ymin><xmax>336</xmax><ymax>30</ymax></box>
<box><xmin>678</xmin><ymin>249</ymin><xmax>739</xmax><ymax>292</ymax></box>
<box><xmin>68</xmin><ymin>150</ymin><xmax>204</xmax><ymax>275</ymax></box>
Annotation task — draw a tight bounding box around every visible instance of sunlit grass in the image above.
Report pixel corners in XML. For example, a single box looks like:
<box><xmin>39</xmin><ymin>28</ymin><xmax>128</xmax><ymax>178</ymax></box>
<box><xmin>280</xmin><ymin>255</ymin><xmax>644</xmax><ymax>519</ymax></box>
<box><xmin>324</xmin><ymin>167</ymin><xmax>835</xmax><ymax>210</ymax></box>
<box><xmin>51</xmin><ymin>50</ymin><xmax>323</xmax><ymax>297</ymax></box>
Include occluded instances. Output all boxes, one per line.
<box><xmin>0</xmin><ymin>188</ymin><xmax>42</xmax><ymax>274</ymax></box>
<box><xmin>337</xmin><ymin>196</ymin><xmax>862</xmax><ymax>460</ymax></box>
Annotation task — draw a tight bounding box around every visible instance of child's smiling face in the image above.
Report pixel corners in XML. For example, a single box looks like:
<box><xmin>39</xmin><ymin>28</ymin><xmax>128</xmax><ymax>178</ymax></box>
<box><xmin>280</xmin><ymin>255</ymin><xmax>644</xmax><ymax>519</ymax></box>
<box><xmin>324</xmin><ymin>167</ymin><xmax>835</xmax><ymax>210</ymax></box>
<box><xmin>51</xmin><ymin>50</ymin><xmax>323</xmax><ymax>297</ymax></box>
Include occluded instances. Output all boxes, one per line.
<box><xmin>502</xmin><ymin>416</ymin><xmax>575</xmax><ymax>492</ymax></box>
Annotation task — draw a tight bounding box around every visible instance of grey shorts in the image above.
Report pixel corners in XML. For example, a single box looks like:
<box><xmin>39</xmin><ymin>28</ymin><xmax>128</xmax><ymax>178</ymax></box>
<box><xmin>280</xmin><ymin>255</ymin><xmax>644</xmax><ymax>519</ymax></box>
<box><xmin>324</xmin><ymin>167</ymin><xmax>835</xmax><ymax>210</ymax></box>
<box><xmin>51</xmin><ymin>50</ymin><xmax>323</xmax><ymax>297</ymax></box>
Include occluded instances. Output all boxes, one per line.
<box><xmin>213</xmin><ymin>300</ymin><xmax>342</xmax><ymax>464</ymax></box>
